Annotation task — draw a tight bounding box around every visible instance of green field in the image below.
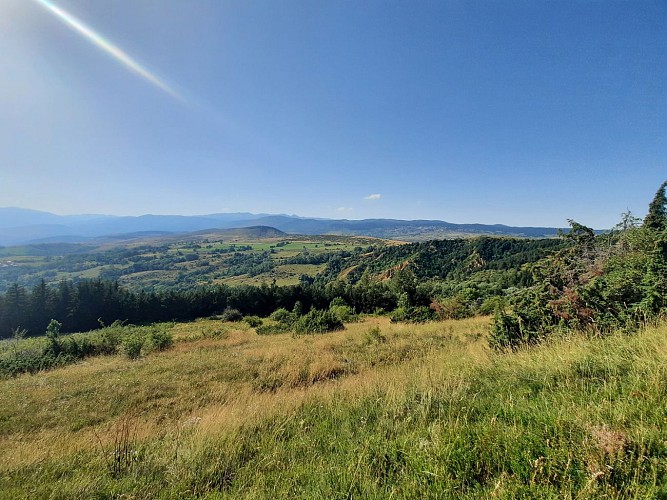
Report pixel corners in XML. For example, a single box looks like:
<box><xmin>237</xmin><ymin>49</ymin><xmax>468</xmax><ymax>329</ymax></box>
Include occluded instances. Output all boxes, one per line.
<box><xmin>220</xmin><ymin>263</ymin><xmax>329</xmax><ymax>286</ymax></box>
<box><xmin>0</xmin><ymin>233</ymin><xmax>386</xmax><ymax>293</ymax></box>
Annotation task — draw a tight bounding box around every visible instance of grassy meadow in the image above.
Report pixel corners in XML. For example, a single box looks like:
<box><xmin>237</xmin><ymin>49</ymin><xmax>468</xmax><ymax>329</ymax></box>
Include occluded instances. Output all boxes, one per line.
<box><xmin>1</xmin><ymin>316</ymin><xmax>666</xmax><ymax>498</ymax></box>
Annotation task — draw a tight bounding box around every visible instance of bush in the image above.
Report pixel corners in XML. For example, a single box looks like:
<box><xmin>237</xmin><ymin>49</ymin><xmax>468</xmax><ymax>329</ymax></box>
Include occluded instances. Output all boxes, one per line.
<box><xmin>121</xmin><ymin>335</ymin><xmax>144</xmax><ymax>360</ymax></box>
<box><xmin>220</xmin><ymin>308</ymin><xmax>243</xmax><ymax>322</ymax></box>
<box><xmin>488</xmin><ymin>310</ymin><xmax>544</xmax><ymax>350</ymax></box>
<box><xmin>329</xmin><ymin>304</ymin><xmax>357</xmax><ymax>323</ymax></box>
<box><xmin>243</xmin><ymin>316</ymin><xmax>263</xmax><ymax>328</ymax></box>
<box><xmin>99</xmin><ymin>327</ymin><xmax>123</xmax><ymax>355</ymax></box>
<box><xmin>270</xmin><ymin>308</ymin><xmax>297</xmax><ymax>327</ymax></box>
<box><xmin>479</xmin><ymin>295</ymin><xmax>507</xmax><ymax>316</ymax></box>
<box><xmin>389</xmin><ymin>307</ymin><xmax>408</xmax><ymax>323</ymax></box>
<box><xmin>293</xmin><ymin>309</ymin><xmax>344</xmax><ymax>335</ymax></box>
<box><xmin>0</xmin><ymin>323</ymin><xmax>176</xmax><ymax>377</ymax></box>
<box><xmin>389</xmin><ymin>306</ymin><xmax>436</xmax><ymax>324</ymax></box>
<box><xmin>292</xmin><ymin>301</ymin><xmax>305</xmax><ymax>316</ymax></box>
<box><xmin>409</xmin><ymin>306</ymin><xmax>438</xmax><ymax>323</ymax></box>
<box><xmin>44</xmin><ymin>319</ymin><xmax>63</xmax><ymax>357</ymax></box>
<box><xmin>146</xmin><ymin>329</ymin><xmax>173</xmax><ymax>352</ymax></box>
<box><xmin>0</xmin><ymin>350</ymin><xmax>43</xmax><ymax>377</ymax></box>
<box><xmin>434</xmin><ymin>295</ymin><xmax>471</xmax><ymax>320</ymax></box>
<box><xmin>329</xmin><ymin>297</ymin><xmax>348</xmax><ymax>308</ymax></box>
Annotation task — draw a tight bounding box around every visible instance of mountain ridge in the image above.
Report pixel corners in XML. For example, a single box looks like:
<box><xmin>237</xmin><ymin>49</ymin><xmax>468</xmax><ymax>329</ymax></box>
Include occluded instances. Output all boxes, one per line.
<box><xmin>0</xmin><ymin>207</ymin><xmax>567</xmax><ymax>246</ymax></box>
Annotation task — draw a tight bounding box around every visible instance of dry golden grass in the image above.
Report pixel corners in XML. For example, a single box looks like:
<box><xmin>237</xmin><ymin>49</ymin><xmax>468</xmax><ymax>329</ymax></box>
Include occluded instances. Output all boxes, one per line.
<box><xmin>0</xmin><ymin>316</ymin><xmax>490</xmax><ymax>473</ymax></box>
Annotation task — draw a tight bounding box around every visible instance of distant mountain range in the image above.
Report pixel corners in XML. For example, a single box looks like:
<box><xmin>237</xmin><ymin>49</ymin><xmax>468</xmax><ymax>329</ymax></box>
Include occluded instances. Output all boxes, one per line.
<box><xmin>0</xmin><ymin>207</ymin><xmax>567</xmax><ymax>246</ymax></box>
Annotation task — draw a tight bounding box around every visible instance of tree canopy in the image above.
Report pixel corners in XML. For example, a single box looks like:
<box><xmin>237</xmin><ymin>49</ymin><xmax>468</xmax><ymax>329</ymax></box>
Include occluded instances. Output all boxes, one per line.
<box><xmin>644</xmin><ymin>180</ymin><xmax>667</xmax><ymax>231</ymax></box>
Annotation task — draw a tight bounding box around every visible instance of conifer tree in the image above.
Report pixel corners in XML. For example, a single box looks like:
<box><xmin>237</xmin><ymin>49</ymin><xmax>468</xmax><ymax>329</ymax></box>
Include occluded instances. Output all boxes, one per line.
<box><xmin>644</xmin><ymin>181</ymin><xmax>667</xmax><ymax>231</ymax></box>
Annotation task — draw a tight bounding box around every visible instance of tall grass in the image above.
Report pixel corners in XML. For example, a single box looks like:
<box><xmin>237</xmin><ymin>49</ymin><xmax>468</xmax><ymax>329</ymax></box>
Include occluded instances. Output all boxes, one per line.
<box><xmin>0</xmin><ymin>317</ymin><xmax>665</xmax><ymax>498</ymax></box>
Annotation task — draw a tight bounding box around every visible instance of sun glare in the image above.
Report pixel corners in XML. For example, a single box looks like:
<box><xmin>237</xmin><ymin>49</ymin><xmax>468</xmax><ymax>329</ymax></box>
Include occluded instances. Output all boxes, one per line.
<box><xmin>32</xmin><ymin>0</ymin><xmax>183</xmax><ymax>101</ymax></box>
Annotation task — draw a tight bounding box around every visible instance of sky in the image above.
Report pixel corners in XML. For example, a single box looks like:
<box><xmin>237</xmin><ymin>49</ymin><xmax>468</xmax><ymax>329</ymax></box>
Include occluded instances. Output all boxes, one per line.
<box><xmin>1</xmin><ymin>0</ymin><xmax>665</xmax><ymax>228</ymax></box>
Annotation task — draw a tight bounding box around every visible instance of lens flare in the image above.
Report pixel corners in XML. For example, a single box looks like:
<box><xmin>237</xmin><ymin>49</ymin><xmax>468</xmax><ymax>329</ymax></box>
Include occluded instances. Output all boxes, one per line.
<box><xmin>33</xmin><ymin>0</ymin><xmax>182</xmax><ymax>101</ymax></box>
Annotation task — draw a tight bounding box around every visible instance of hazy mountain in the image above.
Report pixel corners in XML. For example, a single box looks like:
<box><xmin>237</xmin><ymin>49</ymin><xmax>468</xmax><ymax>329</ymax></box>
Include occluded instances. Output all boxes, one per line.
<box><xmin>74</xmin><ymin>215</ymin><xmax>229</xmax><ymax>234</ymax></box>
<box><xmin>196</xmin><ymin>226</ymin><xmax>288</xmax><ymax>240</ymax></box>
<box><xmin>236</xmin><ymin>216</ymin><xmax>562</xmax><ymax>239</ymax></box>
<box><xmin>0</xmin><ymin>207</ymin><xmax>116</xmax><ymax>229</ymax></box>
<box><xmin>0</xmin><ymin>207</ymin><xmax>565</xmax><ymax>246</ymax></box>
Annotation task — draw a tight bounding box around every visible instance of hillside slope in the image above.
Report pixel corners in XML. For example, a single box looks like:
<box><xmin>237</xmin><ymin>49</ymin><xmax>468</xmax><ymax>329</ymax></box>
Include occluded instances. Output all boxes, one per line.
<box><xmin>1</xmin><ymin>317</ymin><xmax>665</xmax><ymax>498</ymax></box>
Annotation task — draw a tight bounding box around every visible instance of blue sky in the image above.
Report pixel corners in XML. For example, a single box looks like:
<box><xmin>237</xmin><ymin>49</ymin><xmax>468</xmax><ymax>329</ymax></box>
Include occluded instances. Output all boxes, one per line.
<box><xmin>1</xmin><ymin>0</ymin><xmax>665</xmax><ymax>228</ymax></box>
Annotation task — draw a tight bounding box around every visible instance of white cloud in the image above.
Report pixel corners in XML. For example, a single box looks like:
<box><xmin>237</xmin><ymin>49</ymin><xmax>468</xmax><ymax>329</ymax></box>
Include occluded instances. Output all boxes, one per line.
<box><xmin>336</xmin><ymin>206</ymin><xmax>353</xmax><ymax>212</ymax></box>
<box><xmin>364</xmin><ymin>193</ymin><xmax>381</xmax><ymax>200</ymax></box>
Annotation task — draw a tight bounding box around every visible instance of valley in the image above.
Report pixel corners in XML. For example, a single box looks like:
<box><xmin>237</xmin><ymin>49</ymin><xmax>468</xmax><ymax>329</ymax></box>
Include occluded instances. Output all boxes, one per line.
<box><xmin>0</xmin><ymin>229</ymin><xmax>388</xmax><ymax>293</ymax></box>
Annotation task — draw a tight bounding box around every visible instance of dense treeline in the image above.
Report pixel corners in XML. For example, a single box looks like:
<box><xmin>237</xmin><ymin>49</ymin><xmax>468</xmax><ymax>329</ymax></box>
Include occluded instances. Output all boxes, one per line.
<box><xmin>284</xmin><ymin>249</ymin><xmax>354</xmax><ymax>265</ymax></box>
<box><xmin>219</xmin><ymin>251</ymin><xmax>275</xmax><ymax>277</ymax></box>
<box><xmin>0</xmin><ymin>278</ymin><xmax>391</xmax><ymax>338</ymax></box>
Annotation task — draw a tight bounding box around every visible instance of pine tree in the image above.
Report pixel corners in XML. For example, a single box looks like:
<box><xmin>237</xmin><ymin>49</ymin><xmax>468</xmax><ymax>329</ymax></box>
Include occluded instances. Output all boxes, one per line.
<box><xmin>644</xmin><ymin>181</ymin><xmax>667</xmax><ymax>231</ymax></box>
